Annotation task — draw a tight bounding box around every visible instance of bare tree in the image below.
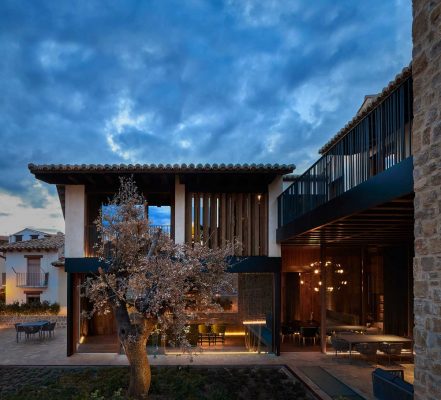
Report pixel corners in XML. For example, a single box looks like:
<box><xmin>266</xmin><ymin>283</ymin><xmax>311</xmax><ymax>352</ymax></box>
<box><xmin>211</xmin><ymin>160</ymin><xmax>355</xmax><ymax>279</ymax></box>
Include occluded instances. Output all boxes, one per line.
<box><xmin>82</xmin><ymin>177</ymin><xmax>235</xmax><ymax>399</ymax></box>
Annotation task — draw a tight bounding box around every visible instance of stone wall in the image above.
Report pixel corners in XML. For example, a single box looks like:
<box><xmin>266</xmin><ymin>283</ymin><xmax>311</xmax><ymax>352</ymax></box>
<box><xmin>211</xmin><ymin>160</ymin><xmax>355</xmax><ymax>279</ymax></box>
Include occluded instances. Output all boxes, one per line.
<box><xmin>412</xmin><ymin>1</ymin><xmax>441</xmax><ymax>399</ymax></box>
<box><xmin>0</xmin><ymin>315</ymin><xmax>67</xmax><ymax>329</ymax></box>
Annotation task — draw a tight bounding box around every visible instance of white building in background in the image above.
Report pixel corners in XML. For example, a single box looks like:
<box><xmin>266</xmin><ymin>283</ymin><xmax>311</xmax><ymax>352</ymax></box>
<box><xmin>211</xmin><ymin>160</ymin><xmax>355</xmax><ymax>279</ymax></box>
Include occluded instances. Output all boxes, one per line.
<box><xmin>0</xmin><ymin>232</ymin><xmax>67</xmax><ymax>314</ymax></box>
<box><xmin>8</xmin><ymin>228</ymin><xmax>51</xmax><ymax>243</ymax></box>
<box><xmin>0</xmin><ymin>235</ymin><xmax>7</xmax><ymax>300</ymax></box>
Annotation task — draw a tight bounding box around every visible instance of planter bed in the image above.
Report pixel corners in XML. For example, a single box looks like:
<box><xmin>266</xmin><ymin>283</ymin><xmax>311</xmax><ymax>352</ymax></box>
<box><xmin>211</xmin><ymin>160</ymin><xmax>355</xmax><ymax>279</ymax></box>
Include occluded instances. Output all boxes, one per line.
<box><xmin>0</xmin><ymin>365</ymin><xmax>318</xmax><ymax>400</ymax></box>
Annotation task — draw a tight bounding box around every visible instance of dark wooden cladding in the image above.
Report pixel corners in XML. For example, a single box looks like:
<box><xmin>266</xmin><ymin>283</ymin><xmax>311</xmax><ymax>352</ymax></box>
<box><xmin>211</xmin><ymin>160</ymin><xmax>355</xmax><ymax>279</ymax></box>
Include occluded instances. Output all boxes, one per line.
<box><xmin>278</xmin><ymin>75</ymin><xmax>413</xmax><ymax>227</ymax></box>
<box><xmin>185</xmin><ymin>192</ymin><xmax>268</xmax><ymax>256</ymax></box>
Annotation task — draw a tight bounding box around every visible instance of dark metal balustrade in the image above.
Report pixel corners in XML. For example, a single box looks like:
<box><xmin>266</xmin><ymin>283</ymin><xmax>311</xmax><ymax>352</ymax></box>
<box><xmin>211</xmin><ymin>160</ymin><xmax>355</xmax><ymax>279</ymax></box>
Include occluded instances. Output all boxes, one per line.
<box><xmin>278</xmin><ymin>76</ymin><xmax>413</xmax><ymax>227</ymax></box>
<box><xmin>16</xmin><ymin>272</ymin><xmax>49</xmax><ymax>288</ymax></box>
<box><xmin>85</xmin><ymin>224</ymin><xmax>171</xmax><ymax>257</ymax></box>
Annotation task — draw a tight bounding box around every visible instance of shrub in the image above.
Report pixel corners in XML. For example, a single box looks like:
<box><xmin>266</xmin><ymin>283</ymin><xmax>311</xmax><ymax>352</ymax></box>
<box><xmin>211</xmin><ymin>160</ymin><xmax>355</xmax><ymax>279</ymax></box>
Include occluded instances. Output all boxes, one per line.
<box><xmin>0</xmin><ymin>300</ymin><xmax>60</xmax><ymax>315</ymax></box>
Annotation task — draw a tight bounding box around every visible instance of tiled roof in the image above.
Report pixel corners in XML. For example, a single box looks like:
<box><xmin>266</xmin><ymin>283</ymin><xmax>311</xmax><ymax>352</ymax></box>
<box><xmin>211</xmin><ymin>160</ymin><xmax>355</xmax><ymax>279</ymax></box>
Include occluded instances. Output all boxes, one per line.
<box><xmin>318</xmin><ymin>65</ymin><xmax>412</xmax><ymax>155</ymax></box>
<box><xmin>51</xmin><ymin>257</ymin><xmax>65</xmax><ymax>267</ymax></box>
<box><xmin>283</xmin><ymin>174</ymin><xmax>300</xmax><ymax>181</ymax></box>
<box><xmin>28</xmin><ymin>163</ymin><xmax>295</xmax><ymax>174</ymax></box>
<box><xmin>0</xmin><ymin>233</ymin><xmax>64</xmax><ymax>252</ymax></box>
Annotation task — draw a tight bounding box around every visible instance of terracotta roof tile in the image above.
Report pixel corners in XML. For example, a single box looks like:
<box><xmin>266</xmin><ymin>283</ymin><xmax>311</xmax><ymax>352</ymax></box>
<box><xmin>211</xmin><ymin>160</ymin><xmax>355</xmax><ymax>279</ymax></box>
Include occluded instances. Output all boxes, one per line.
<box><xmin>0</xmin><ymin>233</ymin><xmax>64</xmax><ymax>252</ymax></box>
<box><xmin>28</xmin><ymin>163</ymin><xmax>295</xmax><ymax>174</ymax></box>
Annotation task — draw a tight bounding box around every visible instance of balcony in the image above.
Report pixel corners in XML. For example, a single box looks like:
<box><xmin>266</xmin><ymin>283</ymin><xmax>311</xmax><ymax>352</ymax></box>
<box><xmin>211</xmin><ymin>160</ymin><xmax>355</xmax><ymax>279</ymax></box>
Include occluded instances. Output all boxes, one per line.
<box><xmin>85</xmin><ymin>224</ymin><xmax>172</xmax><ymax>258</ymax></box>
<box><xmin>278</xmin><ymin>74</ymin><xmax>413</xmax><ymax>228</ymax></box>
<box><xmin>16</xmin><ymin>272</ymin><xmax>49</xmax><ymax>288</ymax></box>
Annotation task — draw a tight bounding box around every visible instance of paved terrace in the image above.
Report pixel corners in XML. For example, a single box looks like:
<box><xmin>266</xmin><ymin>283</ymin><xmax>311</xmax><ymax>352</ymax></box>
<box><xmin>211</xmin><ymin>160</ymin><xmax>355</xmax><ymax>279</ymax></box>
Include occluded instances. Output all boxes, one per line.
<box><xmin>0</xmin><ymin>327</ymin><xmax>414</xmax><ymax>400</ymax></box>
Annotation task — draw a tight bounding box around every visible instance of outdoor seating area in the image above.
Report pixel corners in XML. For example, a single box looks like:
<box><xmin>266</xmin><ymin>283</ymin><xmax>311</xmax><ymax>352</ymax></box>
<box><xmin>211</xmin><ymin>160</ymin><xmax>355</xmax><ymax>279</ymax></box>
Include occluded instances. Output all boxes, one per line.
<box><xmin>197</xmin><ymin>323</ymin><xmax>226</xmax><ymax>346</ymax></box>
<box><xmin>280</xmin><ymin>320</ymin><xmax>320</xmax><ymax>346</ymax></box>
<box><xmin>328</xmin><ymin>332</ymin><xmax>412</xmax><ymax>365</ymax></box>
<box><xmin>14</xmin><ymin>321</ymin><xmax>56</xmax><ymax>342</ymax></box>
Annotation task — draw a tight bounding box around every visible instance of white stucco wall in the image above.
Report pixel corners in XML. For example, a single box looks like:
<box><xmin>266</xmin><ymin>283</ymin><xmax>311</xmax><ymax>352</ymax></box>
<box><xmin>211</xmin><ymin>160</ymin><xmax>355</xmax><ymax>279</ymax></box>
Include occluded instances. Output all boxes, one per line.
<box><xmin>174</xmin><ymin>176</ymin><xmax>186</xmax><ymax>244</ymax></box>
<box><xmin>268</xmin><ymin>176</ymin><xmax>283</xmax><ymax>257</ymax></box>
<box><xmin>0</xmin><ymin>255</ymin><xmax>5</xmax><ymax>282</ymax></box>
<box><xmin>65</xmin><ymin>185</ymin><xmax>85</xmax><ymax>257</ymax></box>
<box><xmin>9</xmin><ymin>229</ymin><xmax>47</xmax><ymax>243</ymax></box>
<box><xmin>4</xmin><ymin>250</ymin><xmax>67</xmax><ymax>314</ymax></box>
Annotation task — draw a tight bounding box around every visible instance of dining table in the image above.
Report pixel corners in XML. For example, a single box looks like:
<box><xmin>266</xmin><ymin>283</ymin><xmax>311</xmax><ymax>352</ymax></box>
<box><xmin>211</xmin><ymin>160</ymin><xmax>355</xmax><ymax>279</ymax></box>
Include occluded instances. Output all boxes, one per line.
<box><xmin>337</xmin><ymin>333</ymin><xmax>413</xmax><ymax>361</ymax></box>
<box><xmin>326</xmin><ymin>325</ymin><xmax>367</xmax><ymax>335</ymax></box>
<box><xmin>16</xmin><ymin>321</ymin><xmax>49</xmax><ymax>342</ymax></box>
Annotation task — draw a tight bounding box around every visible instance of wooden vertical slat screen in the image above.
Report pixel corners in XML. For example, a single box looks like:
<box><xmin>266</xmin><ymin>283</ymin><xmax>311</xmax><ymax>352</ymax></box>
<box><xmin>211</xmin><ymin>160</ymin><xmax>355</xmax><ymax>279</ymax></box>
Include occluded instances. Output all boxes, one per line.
<box><xmin>184</xmin><ymin>191</ymin><xmax>268</xmax><ymax>256</ymax></box>
<box><xmin>203</xmin><ymin>194</ymin><xmax>209</xmax><ymax>244</ymax></box>
<box><xmin>210</xmin><ymin>194</ymin><xmax>218</xmax><ymax>248</ymax></box>
<box><xmin>185</xmin><ymin>191</ymin><xmax>192</xmax><ymax>243</ymax></box>
<box><xmin>194</xmin><ymin>193</ymin><xmax>200</xmax><ymax>243</ymax></box>
<box><xmin>220</xmin><ymin>193</ymin><xmax>226</xmax><ymax>247</ymax></box>
<box><xmin>252</xmin><ymin>195</ymin><xmax>260</xmax><ymax>255</ymax></box>
<box><xmin>236</xmin><ymin>193</ymin><xmax>243</xmax><ymax>255</ymax></box>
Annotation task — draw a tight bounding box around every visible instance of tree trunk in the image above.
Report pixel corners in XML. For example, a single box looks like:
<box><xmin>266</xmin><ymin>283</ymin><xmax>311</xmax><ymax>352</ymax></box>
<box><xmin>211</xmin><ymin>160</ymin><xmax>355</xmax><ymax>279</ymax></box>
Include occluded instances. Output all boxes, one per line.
<box><xmin>114</xmin><ymin>303</ymin><xmax>154</xmax><ymax>399</ymax></box>
<box><xmin>124</xmin><ymin>331</ymin><xmax>151</xmax><ymax>399</ymax></box>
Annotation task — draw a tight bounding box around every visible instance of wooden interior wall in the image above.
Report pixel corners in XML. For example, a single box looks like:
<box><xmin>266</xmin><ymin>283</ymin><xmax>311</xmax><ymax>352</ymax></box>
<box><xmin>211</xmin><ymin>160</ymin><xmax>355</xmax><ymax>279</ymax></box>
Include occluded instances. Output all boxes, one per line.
<box><xmin>383</xmin><ymin>245</ymin><xmax>413</xmax><ymax>337</ymax></box>
<box><xmin>282</xmin><ymin>246</ymin><xmax>363</xmax><ymax>323</ymax></box>
<box><xmin>282</xmin><ymin>272</ymin><xmax>301</xmax><ymax>323</ymax></box>
<box><xmin>73</xmin><ymin>273</ymin><xmax>81</xmax><ymax>349</ymax></box>
<box><xmin>281</xmin><ymin>246</ymin><xmax>320</xmax><ymax>271</ymax></box>
<box><xmin>185</xmin><ymin>192</ymin><xmax>268</xmax><ymax>256</ymax></box>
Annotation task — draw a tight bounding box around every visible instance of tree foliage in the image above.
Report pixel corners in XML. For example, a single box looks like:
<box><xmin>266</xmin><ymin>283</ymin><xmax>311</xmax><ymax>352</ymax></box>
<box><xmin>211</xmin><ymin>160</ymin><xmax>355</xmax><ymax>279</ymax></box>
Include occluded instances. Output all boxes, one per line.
<box><xmin>82</xmin><ymin>177</ymin><xmax>235</xmax><ymax>398</ymax></box>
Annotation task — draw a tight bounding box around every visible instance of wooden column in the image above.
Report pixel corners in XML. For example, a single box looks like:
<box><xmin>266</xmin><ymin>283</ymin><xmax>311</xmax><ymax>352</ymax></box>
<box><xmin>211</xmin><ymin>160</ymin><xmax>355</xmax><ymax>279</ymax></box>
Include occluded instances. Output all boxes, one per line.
<box><xmin>320</xmin><ymin>243</ymin><xmax>327</xmax><ymax>354</ymax></box>
<box><xmin>360</xmin><ymin>247</ymin><xmax>367</xmax><ymax>325</ymax></box>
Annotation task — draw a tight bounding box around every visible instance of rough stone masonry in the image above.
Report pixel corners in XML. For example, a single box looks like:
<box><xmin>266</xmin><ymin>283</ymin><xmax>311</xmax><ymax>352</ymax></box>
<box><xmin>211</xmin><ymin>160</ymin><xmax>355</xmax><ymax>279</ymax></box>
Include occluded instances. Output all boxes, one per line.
<box><xmin>412</xmin><ymin>1</ymin><xmax>441</xmax><ymax>399</ymax></box>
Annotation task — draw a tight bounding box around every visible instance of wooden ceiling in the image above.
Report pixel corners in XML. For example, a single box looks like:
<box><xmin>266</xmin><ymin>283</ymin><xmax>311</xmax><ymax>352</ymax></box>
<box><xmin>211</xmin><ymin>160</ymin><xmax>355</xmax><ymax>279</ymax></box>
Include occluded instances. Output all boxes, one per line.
<box><xmin>281</xmin><ymin>194</ymin><xmax>414</xmax><ymax>247</ymax></box>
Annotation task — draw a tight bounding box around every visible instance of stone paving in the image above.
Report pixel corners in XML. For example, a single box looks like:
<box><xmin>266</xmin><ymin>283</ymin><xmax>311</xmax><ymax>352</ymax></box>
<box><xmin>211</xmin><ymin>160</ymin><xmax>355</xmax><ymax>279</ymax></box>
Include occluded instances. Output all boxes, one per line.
<box><xmin>0</xmin><ymin>327</ymin><xmax>415</xmax><ymax>400</ymax></box>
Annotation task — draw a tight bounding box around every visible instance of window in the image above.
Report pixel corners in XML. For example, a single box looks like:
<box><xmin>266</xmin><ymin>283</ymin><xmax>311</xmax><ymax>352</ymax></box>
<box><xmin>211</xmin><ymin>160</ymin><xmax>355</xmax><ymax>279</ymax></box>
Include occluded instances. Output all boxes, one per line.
<box><xmin>30</xmin><ymin>235</ymin><xmax>39</xmax><ymax>240</ymax></box>
<box><xmin>26</xmin><ymin>293</ymin><xmax>40</xmax><ymax>304</ymax></box>
<box><xmin>27</xmin><ymin>258</ymin><xmax>41</xmax><ymax>286</ymax></box>
<box><xmin>15</xmin><ymin>235</ymin><xmax>23</xmax><ymax>242</ymax></box>
<box><xmin>147</xmin><ymin>206</ymin><xmax>171</xmax><ymax>226</ymax></box>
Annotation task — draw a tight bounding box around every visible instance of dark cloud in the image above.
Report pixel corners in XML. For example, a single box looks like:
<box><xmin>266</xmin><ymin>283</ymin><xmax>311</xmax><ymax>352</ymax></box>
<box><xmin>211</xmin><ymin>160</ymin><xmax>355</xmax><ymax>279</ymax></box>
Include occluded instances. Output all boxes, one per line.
<box><xmin>0</xmin><ymin>212</ymin><xmax>11</xmax><ymax>217</ymax></box>
<box><xmin>0</xmin><ymin>0</ymin><xmax>412</xmax><ymax>207</ymax></box>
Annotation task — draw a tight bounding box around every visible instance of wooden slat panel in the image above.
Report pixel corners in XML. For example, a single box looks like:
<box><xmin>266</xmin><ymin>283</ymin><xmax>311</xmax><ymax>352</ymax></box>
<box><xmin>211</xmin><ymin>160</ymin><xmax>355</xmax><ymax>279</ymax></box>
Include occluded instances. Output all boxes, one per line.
<box><xmin>185</xmin><ymin>191</ymin><xmax>192</xmax><ymax>244</ymax></box>
<box><xmin>226</xmin><ymin>194</ymin><xmax>231</xmax><ymax>243</ymax></box>
<box><xmin>246</xmin><ymin>193</ymin><xmax>252</xmax><ymax>256</ymax></box>
<box><xmin>236</xmin><ymin>193</ymin><xmax>243</xmax><ymax>255</ymax></box>
<box><xmin>252</xmin><ymin>194</ymin><xmax>260</xmax><ymax>255</ymax></box>
<box><xmin>260</xmin><ymin>193</ymin><xmax>268</xmax><ymax>256</ymax></box>
<box><xmin>242</xmin><ymin>194</ymin><xmax>248</xmax><ymax>255</ymax></box>
<box><xmin>194</xmin><ymin>193</ymin><xmax>200</xmax><ymax>244</ymax></box>
<box><xmin>220</xmin><ymin>193</ymin><xmax>226</xmax><ymax>247</ymax></box>
<box><xmin>210</xmin><ymin>194</ymin><xmax>218</xmax><ymax>248</ymax></box>
<box><xmin>203</xmin><ymin>193</ymin><xmax>209</xmax><ymax>245</ymax></box>
<box><xmin>170</xmin><ymin>189</ymin><xmax>175</xmax><ymax>241</ymax></box>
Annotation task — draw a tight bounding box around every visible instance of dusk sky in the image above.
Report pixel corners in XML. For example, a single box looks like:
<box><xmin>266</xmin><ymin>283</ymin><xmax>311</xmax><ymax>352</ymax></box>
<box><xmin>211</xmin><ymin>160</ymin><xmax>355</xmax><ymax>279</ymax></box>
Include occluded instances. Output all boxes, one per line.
<box><xmin>0</xmin><ymin>1</ymin><xmax>412</xmax><ymax>235</ymax></box>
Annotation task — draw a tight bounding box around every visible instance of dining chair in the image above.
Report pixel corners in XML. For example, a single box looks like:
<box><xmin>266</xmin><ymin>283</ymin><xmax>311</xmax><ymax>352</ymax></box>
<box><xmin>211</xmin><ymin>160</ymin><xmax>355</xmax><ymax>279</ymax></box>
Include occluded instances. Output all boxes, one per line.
<box><xmin>300</xmin><ymin>326</ymin><xmax>318</xmax><ymax>345</ymax></box>
<box><xmin>198</xmin><ymin>324</ymin><xmax>212</xmax><ymax>346</ymax></box>
<box><xmin>211</xmin><ymin>324</ymin><xmax>226</xmax><ymax>345</ymax></box>
<box><xmin>379</xmin><ymin>342</ymin><xmax>403</xmax><ymax>364</ymax></box>
<box><xmin>24</xmin><ymin>325</ymin><xmax>41</xmax><ymax>340</ymax></box>
<box><xmin>14</xmin><ymin>323</ymin><xmax>25</xmax><ymax>343</ymax></box>
<box><xmin>42</xmin><ymin>322</ymin><xmax>56</xmax><ymax>338</ymax></box>
<box><xmin>331</xmin><ymin>335</ymin><xmax>350</xmax><ymax>357</ymax></box>
<box><xmin>355</xmin><ymin>342</ymin><xmax>379</xmax><ymax>363</ymax></box>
